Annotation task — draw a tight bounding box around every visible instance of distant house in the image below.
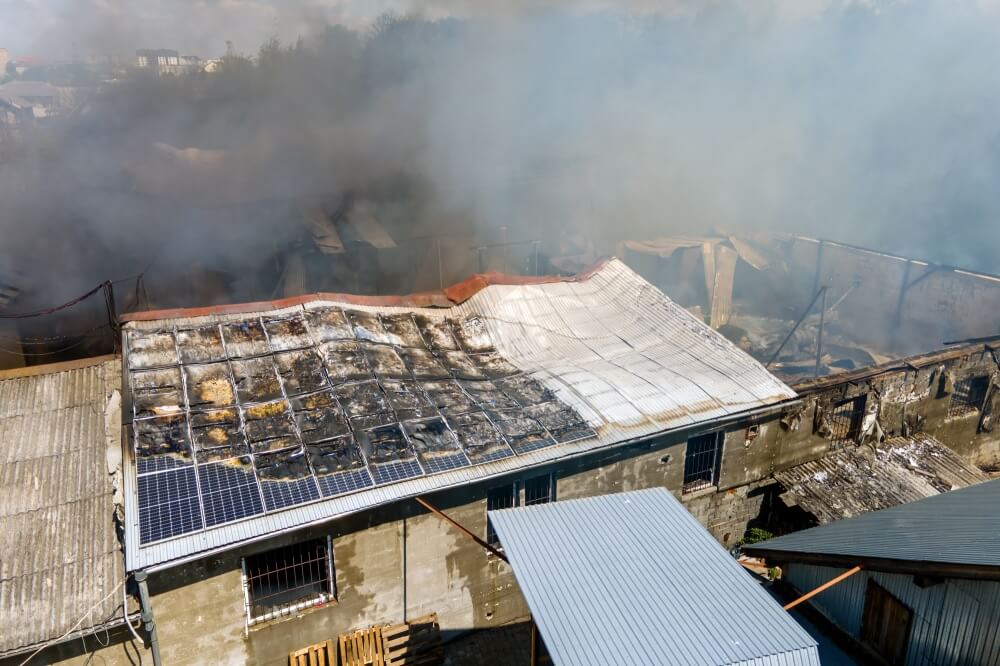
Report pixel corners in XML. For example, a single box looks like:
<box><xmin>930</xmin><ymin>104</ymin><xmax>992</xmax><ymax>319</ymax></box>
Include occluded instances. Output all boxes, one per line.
<box><xmin>134</xmin><ymin>49</ymin><xmax>200</xmax><ymax>75</ymax></box>
<box><xmin>746</xmin><ymin>479</ymin><xmax>1000</xmax><ymax>665</ymax></box>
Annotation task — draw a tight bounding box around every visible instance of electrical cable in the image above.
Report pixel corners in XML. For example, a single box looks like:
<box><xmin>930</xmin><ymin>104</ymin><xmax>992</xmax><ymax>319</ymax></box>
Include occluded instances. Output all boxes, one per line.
<box><xmin>16</xmin><ymin>581</ymin><xmax>124</xmax><ymax>666</ymax></box>
<box><xmin>123</xmin><ymin>576</ymin><xmax>144</xmax><ymax>652</ymax></box>
<box><xmin>0</xmin><ymin>282</ymin><xmax>105</xmax><ymax>319</ymax></box>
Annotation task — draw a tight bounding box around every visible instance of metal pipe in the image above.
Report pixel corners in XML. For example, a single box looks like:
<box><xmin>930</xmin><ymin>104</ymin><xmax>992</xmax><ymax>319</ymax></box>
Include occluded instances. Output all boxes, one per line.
<box><xmin>134</xmin><ymin>571</ymin><xmax>163</xmax><ymax>666</ymax></box>
<box><xmin>814</xmin><ymin>288</ymin><xmax>827</xmax><ymax>378</ymax></box>
<box><xmin>783</xmin><ymin>565</ymin><xmax>862</xmax><ymax>611</ymax></box>
<box><xmin>414</xmin><ymin>496</ymin><xmax>509</xmax><ymax>563</ymax></box>
<box><xmin>766</xmin><ymin>287</ymin><xmax>827</xmax><ymax>369</ymax></box>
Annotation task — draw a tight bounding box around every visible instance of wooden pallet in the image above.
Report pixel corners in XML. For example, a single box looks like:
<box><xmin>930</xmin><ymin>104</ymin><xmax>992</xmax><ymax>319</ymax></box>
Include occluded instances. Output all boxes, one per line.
<box><xmin>289</xmin><ymin>639</ymin><xmax>336</xmax><ymax>666</ymax></box>
<box><xmin>381</xmin><ymin>614</ymin><xmax>443</xmax><ymax>666</ymax></box>
<box><xmin>339</xmin><ymin>625</ymin><xmax>386</xmax><ymax>666</ymax></box>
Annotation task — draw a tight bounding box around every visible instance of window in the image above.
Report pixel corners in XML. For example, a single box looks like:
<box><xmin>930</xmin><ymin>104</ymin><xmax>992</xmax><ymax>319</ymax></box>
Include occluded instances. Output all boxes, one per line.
<box><xmin>157</xmin><ymin>56</ymin><xmax>167</xmax><ymax>66</ymax></box>
<box><xmin>949</xmin><ymin>375</ymin><xmax>989</xmax><ymax>417</ymax></box>
<box><xmin>683</xmin><ymin>431</ymin><xmax>722</xmax><ymax>493</ymax></box>
<box><xmin>828</xmin><ymin>395</ymin><xmax>866</xmax><ymax>443</ymax></box>
<box><xmin>860</xmin><ymin>581</ymin><xmax>912</xmax><ymax>665</ymax></box>
<box><xmin>485</xmin><ymin>483</ymin><xmax>517</xmax><ymax>548</ymax></box>
<box><xmin>242</xmin><ymin>538</ymin><xmax>334</xmax><ymax>625</ymax></box>
<box><xmin>524</xmin><ymin>473</ymin><xmax>555</xmax><ymax>506</ymax></box>
<box><xmin>136</xmin><ymin>56</ymin><xmax>148</xmax><ymax>68</ymax></box>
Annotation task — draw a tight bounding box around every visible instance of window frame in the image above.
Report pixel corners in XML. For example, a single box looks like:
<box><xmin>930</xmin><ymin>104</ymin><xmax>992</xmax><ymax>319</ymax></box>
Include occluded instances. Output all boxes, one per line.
<box><xmin>948</xmin><ymin>375</ymin><xmax>990</xmax><ymax>418</ymax></box>
<box><xmin>240</xmin><ymin>535</ymin><xmax>336</xmax><ymax>628</ymax></box>
<box><xmin>485</xmin><ymin>482</ymin><xmax>519</xmax><ymax>549</ymax></box>
<box><xmin>682</xmin><ymin>431</ymin><xmax>723</xmax><ymax>494</ymax></box>
<box><xmin>523</xmin><ymin>473</ymin><xmax>556</xmax><ymax>506</ymax></box>
<box><xmin>828</xmin><ymin>395</ymin><xmax>867</xmax><ymax>444</ymax></box>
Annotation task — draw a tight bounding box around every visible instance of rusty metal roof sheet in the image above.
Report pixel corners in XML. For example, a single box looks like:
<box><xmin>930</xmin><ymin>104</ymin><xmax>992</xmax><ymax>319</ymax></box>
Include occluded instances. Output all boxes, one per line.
<box><xmin>0</xmin><ymin>358</ymin><xmax>125</xmax><ymax>658</ymax></box>
<box><xmin>489</xmin><ymin>488</ymin><xmax>820</xmax><ymax>666</ymax></box>
<box><xmin>775</xmin><ymin>434</ymin><xmax>988</xmax><ymax>524</ymax></box>
<box><xmin>122</xmin><ymin>259</ymin><xmax>796</xmax><ymax>571</ymax></box>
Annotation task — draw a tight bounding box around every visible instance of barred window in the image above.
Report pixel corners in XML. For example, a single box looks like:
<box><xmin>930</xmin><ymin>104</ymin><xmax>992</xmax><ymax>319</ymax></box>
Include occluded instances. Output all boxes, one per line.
<box><xmin>683</xmin><ymin>432</ymin><xmax>723</xmax><ymax>493</ymax></box>
<box><xmin>242</xmin><ymin>538</ymin><xmax>334</xmax><ymax>625</ymax></box>
<box><xmin>949</xmin><ymin>376</ymin><xmax>989</xmax><ymax>417</ymax></box>
<box><xmin>524</xmin><ymin>474</ymin><xmax>555</xmax><ymax>506</ymax></box>
<box><xmin>829</xmin><ymin>396</ymin><xmax>866</xmax><ymax>444</ymax></box>
<box><xmin>485</xmin><ymin>483</ymin><xmax>517</xmax><ymax>548</ymax></box>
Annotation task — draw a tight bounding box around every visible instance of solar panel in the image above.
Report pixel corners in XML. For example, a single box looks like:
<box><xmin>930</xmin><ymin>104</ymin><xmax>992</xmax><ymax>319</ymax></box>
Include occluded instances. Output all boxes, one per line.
<box><xmin>198</xmin><ymin>456</ymin><xmax>264</xmax><ymax>527</ymax></box>
<box><xmin>137</xmin><ymin>467</ymin><xmax>203</xmax><ymax>543</ymax></box>
<box><xmin>127</xmin><ymin>302</ymin><xmax>598</xmax><ymax>546</ymax></box>
<box><xmin>403</xmin><ymin>417</ymin><xmax>470</xmax><ymax>474</ymax></box>
<box><xmin>134</xmin><ymin>416</ymin><xmax>193</xmax><ymax>475</ymax></box>
<box><xmin>255</xmin><ymin>449</ymin><xmax>320</xmax><ymax>511</ymax></box>
<box><xmin>361</xmin><ymin>424</ymin><xmax>423</xmax><ymax>485</ymax></box>
<box><xmin>307</xmin><ymin>437</ymin><xmax>374</xmax><ymax>497</ymax></box>
<box><xmin>175</xmin><ymin>325</ymin><xmax>226</xmax><ymax>364</ymax></box>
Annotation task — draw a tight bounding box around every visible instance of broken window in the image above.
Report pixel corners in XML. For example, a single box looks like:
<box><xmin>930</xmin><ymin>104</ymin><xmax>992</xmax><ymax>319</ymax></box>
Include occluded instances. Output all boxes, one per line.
<box><xmin>948</xmin><ymin>375</ymin><xmax>989</xmax><ymax>418</ymax></box>
<box><xmin>828</xmin><ymin>396</ymin><xmax>866</xmax><ymax>444</ymax></box>
<box><xmin>242</xmin><ymin>538</ymin><xmax>335</xmax><ymax>625</ymax></box>
<box><xmin>683</xmin><ymin>432</ymin><xmax>723</xmax><ymax>493</ymax></box>
<box><xmin>524</xmin><ymin>474</ymin><xmax>554</xmax><ymax>506</ymax></box>
<box><xmin>485</xmin><ymin>483</ymin><xmax>518</xmax><ymax>548</ymax></box>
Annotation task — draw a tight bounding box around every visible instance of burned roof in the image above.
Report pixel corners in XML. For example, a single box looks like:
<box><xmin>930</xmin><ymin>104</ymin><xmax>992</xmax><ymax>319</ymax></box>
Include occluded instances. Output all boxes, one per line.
<box><xmin>0</xmin><ymin>357</ymin><xmax>125</xmax><ymax>657</ymax></box>
<box><xmin>746</xmin><ymin>478</ymin><xmax>1000</xmax><ymax>578</ymax></box>
<box><xmin>121</xmin><ymin>259</ymin><xmax>796</xmax><ymax>571</ymax></box>
<box><xmin>775</xmin><ymin>434</ymin><xmax>988</xmax><ymax>524</ymax></box>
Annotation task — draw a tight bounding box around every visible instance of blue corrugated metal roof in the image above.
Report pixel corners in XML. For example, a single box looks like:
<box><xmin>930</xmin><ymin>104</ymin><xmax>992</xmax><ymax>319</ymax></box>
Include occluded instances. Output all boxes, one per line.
<box><xmin>488</xmin><ymin>488</ymin><xmax>819</xmax><ymax>666</ymax></box>
<box><xmin>745</xmin><ymin>478</ymin><xmax>1000</xmax><ymax>570</ymax></box>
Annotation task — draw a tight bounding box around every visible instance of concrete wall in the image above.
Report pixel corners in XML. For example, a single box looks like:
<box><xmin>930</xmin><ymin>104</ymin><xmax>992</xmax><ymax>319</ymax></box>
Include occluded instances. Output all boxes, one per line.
<box><xmin>785</xmin><ymin>564</ymin><xmax>1000</xmax><ymax>666</ymax></box>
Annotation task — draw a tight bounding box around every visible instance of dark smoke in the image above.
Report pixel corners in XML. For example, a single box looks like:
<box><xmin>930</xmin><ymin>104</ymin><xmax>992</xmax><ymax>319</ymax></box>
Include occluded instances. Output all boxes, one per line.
<box><xmin>3</xmin><ymin>1</ymin><xmax>1000</xmax><ymax>318</ymax></box>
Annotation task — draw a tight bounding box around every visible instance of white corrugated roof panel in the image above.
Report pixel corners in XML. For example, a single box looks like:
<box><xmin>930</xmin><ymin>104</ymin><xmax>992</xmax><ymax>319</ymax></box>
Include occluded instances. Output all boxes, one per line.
<box><xmin>489</xmin><ymin>488</ymin><xmax>820</xmax><ymax>666</ymax></box>
<box><xmin>122</xmin><ymin>259</ymin><xmax>796</xmax><ymax>571</ymax></box>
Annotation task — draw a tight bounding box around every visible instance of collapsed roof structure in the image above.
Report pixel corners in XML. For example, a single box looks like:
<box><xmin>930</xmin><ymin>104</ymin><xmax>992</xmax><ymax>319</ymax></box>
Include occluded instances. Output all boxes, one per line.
<box><xmin>120</xmin><ymin>258</ymin><xmax>796</xmax><ymax>571</ymax></box>
<box><xmin>621</xmin><ymin>233</ymin><xmax>1000</xmax><ymax>380</ymax></box>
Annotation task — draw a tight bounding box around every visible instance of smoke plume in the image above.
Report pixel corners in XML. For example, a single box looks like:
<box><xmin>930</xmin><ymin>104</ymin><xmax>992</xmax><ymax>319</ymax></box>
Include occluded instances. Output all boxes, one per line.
<box><xmin>3</xmin><ymin>0</ymin><xmax>1000</xmax><ymax>316</ymax></box>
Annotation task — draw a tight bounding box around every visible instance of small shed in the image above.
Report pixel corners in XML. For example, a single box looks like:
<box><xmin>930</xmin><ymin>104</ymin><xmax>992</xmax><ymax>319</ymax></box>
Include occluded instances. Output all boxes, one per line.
<box><xmin>745</xmin><ymin>479</ymin><xmax>1000</xmax><ymax>665</ymax></box>
<box><xmin>488</xmin><ymin>487</ymin><xmax>820</xmax><ymax>666</ymax></box>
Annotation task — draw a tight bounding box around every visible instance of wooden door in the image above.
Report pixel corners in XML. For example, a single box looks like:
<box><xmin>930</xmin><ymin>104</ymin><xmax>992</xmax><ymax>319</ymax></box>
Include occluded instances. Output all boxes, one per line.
<box><xmin>860</xmin><ymin>580</ymin><xmax>913</xmax><ymax>665</ymax></box>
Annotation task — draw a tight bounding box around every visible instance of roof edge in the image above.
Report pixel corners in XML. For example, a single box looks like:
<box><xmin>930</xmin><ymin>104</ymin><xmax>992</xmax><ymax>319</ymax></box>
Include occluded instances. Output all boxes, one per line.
<box><xmin>120</xmin><ymin>257</ymin><xmax>615</xmax><ymax>323</ymax></box>
<box><xmin>743</xmin><ymin>547</ymin><xmax>1000</xmax><ymax>582</ymax></box>
<box><xmin>0</xmin><ymin>354</ymin><xmax>118</xmax><ymax>381</ymax></box>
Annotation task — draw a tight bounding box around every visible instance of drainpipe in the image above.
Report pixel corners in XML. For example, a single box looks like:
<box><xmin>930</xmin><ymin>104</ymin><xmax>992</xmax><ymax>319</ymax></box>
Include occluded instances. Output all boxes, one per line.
<box><xmin>134</xmin><ymin>571</ymin><xmax>163</xmax><ymax>666</ymax></box>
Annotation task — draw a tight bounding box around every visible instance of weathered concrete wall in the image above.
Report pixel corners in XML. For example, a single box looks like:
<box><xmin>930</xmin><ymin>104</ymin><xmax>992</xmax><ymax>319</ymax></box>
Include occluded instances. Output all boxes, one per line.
<box><xmin>126</xmin><ymin>345</ymin><xmax>999</xmax><ymax>666</ymax></box>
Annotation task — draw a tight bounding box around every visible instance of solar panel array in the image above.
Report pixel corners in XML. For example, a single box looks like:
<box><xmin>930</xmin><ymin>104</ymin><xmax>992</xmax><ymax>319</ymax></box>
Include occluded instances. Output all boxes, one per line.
<box><xmin>127</xmin><ymin>308</ymin><xmax>597</xmax><ymax>545</ymax></box>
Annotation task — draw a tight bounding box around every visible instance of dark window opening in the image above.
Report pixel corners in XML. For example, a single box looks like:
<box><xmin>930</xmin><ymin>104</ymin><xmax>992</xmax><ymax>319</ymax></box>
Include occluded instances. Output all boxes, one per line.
<box><xmin>949</xmin><ymin>376</ymin><xmax>989</xmax><ymax>417</ymax></box>
<box><xmin>524</xmin><ymin>474</ymin><xmax>555</xmax><ymax>506</ymax></box>
<box><xmin>683</xmin><ymin>432</ymin><xmax>722</xmax><ymax>493</ymax></box>
<box><xmin>829</xmin><ymin>396</ymin><xmax>866</xmax><ymax>444</ymax></box>
<box><xmin>860</xmin><ymin>580</ymin><xmax>912</xmax><ymax>665</ymax></box>
<box><xmin>243</xmin><ymin>538</ymin><xmax>334</xmax><ymax>623</ymax></box>
<box><xmin>485</xmin><ymin>483</ymin><xmax>517</xmax><ymax>548</ymax></box>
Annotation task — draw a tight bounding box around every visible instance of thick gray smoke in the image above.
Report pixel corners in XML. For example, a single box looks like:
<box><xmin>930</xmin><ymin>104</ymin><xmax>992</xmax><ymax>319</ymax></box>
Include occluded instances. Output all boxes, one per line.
<box><xmin>3</xmin><ymin>0</ymin><xmax>1000</xmax><ymax>316</ymax></box>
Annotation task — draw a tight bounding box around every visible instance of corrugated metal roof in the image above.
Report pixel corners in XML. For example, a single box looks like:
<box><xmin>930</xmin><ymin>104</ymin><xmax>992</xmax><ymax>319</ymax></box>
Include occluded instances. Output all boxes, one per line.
<box><xmin>123</xmin><ymin>259</ymin><xmax>796</xmax><ymax>571</ymax></box>
<box><xmin>775</xmin><ymin>434</ymin><xmax>987</xmax><ymax>524</ymax></box>
<box><xmin>0</xmin><ymin>358</ymin><xmax>125</xmax><ymax>657</ymax></box>
<box><xmin>747</xmin><ymin>477</ymin><xmax>1000</xmax><ymax>570</ymax></box>
<box><xmin>488</xmin><ymin>488</ymin><xmax>820</xmax><ymax>666</ymax></box>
